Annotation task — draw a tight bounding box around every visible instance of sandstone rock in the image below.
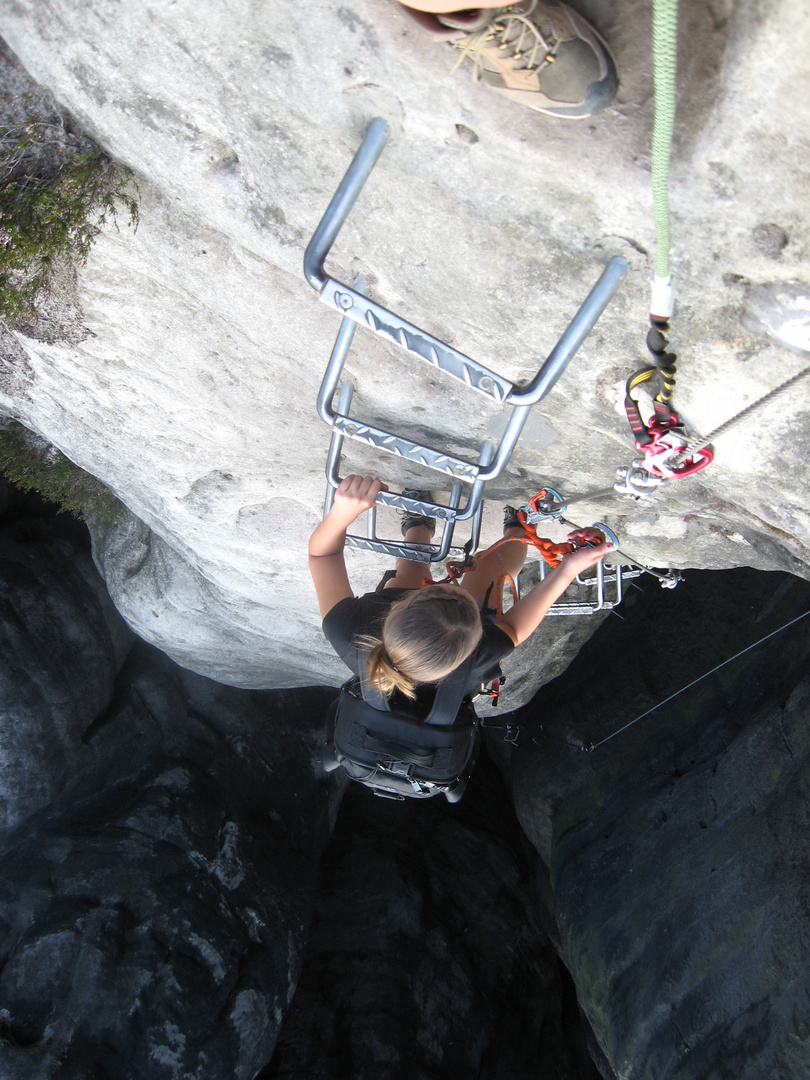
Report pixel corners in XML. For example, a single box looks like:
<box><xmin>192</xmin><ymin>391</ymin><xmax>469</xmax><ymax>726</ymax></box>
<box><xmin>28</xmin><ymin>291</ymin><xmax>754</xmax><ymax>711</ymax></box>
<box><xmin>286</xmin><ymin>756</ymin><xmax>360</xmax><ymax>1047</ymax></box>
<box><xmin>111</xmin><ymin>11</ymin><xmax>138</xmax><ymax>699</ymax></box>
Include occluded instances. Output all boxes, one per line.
<box><xmin>0</xmin><ymin>499</ymin><xmax>344</xmax><ymax>1079</ymax></box>
<box><xmin>503</xmin><ymin>567</ymin><xmax>810</xmax><ymax>1079</ymax></box>
<box><xmin>263</xmin><ymin>758</ymin><xmax>600</xmax><ymax>1080</ymax></box>
<box><xmin>744</xmin><ymin>280</ymin><xmax>810</xmax><ymax>354</ymax></box>
<box><xmin>3</xmin><ymin>484</ymin><xmax>810</xmax><ymax>1079</ymax></box>
<box><xmin>0</xmin><ymin>680</ymin><xmax>341</xmax><ymax>1080</ymax></box>
<box><xmin>0</xmin><ymin>515</ymin><xmax>133</xmax><ymax>832</ymax></box>
<box><xmin>0</xmin><ymin>1</ymin><xmax>807</xmax><ymax>691</ymax></box>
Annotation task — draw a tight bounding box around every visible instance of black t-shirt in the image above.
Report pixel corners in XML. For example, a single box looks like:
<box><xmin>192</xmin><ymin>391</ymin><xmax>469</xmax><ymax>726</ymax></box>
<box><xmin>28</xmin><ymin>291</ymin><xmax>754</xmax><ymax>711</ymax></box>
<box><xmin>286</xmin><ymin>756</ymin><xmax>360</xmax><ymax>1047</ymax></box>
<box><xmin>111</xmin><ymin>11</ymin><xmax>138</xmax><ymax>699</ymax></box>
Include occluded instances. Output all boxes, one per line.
<box><xmin>322</xmin><ymin>588</ymin><xmax>514</xmax><ymax>697</ymax></box>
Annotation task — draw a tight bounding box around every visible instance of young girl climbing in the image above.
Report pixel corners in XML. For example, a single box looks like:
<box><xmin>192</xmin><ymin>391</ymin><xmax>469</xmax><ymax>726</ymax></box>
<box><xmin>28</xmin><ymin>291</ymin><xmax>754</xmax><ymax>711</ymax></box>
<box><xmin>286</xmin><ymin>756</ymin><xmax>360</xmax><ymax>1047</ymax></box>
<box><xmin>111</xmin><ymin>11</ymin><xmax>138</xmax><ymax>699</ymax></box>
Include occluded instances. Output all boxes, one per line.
<box><xmin>309</xmin><ymin>474</ymin><xmax>612</xmax><ymax>707</ymax></box>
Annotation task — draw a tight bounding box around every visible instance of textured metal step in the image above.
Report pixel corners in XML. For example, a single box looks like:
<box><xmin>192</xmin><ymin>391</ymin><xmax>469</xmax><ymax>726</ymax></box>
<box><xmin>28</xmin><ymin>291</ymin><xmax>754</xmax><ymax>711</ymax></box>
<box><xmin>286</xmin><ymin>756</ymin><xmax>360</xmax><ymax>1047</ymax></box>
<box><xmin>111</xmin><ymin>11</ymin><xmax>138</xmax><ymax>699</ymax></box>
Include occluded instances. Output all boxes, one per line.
<box><xmin>320</xmin><ymin>279</ymin><xmax>514</xmax><ymax>405</ymax></box>
<box><xmin>331</xmin><ymin>414</ymin><xmax>479</xmax><ymax>482</ymax></box>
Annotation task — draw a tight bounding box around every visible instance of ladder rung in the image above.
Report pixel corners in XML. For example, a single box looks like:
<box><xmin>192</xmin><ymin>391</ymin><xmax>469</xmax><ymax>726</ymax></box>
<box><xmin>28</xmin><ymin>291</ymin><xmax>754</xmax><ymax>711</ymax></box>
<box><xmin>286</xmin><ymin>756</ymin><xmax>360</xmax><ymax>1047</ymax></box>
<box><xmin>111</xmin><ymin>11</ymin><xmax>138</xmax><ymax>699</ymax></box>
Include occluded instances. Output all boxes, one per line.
<box><xmin>346</xmin><ymin>535</ymin><xmax>468</xmax><ymax>563</ymax></box>
<box><xmin>332</xmin><ymin>414</ymin><xmax>479</xmax><ymax>482</ymax></box>
<box><xmin>545</xmin><ymin>603</ymin><xmax>614</xmax><ymax>616</ymax></box>
<box><xmin>374</xmin><ymin>489</ymin><xmax>457</xmax><ymax>522</ymax></box>
<box><xmin>320</xmin><ymin>280</ymin><xmax>514</xmax><ymax>405</ymax></box>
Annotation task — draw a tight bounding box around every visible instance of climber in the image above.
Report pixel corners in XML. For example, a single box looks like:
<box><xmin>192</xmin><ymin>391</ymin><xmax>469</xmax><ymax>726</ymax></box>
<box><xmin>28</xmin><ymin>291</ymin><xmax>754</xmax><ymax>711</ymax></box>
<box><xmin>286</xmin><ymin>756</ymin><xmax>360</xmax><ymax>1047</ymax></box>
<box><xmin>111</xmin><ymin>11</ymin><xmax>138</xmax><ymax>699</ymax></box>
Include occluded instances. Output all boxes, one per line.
<box><xmin>393</xmin><ymin>0</ymin><xmax>619</xmax><ymax>120</ymax></box>
<box><xmin>309</xmin><ymin>474</ymin><xmax>611</xmax><ymax>711</ymax></box>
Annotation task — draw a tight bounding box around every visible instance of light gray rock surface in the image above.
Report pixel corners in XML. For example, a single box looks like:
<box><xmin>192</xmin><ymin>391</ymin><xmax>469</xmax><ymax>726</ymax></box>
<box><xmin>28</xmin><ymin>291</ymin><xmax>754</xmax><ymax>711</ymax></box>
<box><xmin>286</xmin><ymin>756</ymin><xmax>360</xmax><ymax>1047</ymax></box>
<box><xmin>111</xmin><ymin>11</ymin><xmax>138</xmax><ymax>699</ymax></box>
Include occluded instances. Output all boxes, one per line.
<box><xmin>0</xmin><ymin>0</ymin><xmax>808</xmax><ymax>691</ymax></box>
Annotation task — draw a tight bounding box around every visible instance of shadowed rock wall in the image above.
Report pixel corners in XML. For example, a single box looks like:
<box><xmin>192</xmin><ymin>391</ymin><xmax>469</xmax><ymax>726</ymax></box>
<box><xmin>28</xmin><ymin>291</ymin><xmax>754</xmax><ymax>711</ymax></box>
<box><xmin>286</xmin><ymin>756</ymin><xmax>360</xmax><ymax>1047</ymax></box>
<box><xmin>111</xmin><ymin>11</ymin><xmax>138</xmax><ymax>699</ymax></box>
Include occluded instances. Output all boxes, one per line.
<box><xmin>502</xmin><ymin>567</ymin><xmax>810</xmax><ymax>1078</ymax></box>
<box><xmin>0</xmin><ymin>486</ymin><xmax>344</xmax><ymax>1078</ymax></box>
<box><xmin>261</xmin><ymin>760</ymin><xmax>601</xmax><ymax>1080</ymax></box>
<box><xmin>3</xmin><ymin>489</ymin><xmax>810</xmax><ymax>1077</ymax></box>
<box><xmin>0</xmin><ymin>492</ymin><xmax>598</xmax><ymax>1079</ymax></box>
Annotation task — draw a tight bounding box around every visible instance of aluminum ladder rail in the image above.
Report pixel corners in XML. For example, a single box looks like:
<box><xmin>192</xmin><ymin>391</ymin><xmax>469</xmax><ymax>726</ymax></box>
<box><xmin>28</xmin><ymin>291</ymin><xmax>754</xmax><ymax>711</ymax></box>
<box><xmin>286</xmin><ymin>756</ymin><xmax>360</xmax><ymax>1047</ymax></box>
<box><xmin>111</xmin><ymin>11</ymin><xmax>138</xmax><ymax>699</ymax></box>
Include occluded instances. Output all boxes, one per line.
<box><xmin>306</xmin><ymin>118</ymin><xmax>627</xmax><ymax>563</ymax></box>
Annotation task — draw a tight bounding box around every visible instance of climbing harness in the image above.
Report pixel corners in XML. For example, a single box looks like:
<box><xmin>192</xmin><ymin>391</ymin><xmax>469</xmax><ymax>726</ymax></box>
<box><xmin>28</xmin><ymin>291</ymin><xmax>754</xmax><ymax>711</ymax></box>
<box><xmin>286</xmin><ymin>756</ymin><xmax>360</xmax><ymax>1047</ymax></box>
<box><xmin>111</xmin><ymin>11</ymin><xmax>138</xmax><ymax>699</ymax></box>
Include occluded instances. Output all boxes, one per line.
<box><xmin>323</xmin><ymin>651</ymin><xmax>480</xmax><ymax>802</ymax></box>
<box><xmin>306</xmin><ymin>118</ymin><xmax>627</xmax><ymax>564</ymax></box>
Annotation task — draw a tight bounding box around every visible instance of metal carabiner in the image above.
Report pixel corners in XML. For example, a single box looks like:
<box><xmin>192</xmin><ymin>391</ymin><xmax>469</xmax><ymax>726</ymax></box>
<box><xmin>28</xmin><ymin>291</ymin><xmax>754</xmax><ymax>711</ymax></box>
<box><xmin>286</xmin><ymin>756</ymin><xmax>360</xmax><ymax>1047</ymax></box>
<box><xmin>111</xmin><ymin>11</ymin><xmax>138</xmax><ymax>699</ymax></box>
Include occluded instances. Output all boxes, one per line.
<box><xmin>636</xmin><ymin>419</ymin><xmax>714</xmax><ymax>480</ymax></box>
<box><xmin>522</xmin><ymin>486</ymin><xmax>567</xmax><ymax>522</ymax></box>
<box><xmin>614</xmin><ymin>464</ymin><xmax>667</xmax><ymax>498</ymax></box>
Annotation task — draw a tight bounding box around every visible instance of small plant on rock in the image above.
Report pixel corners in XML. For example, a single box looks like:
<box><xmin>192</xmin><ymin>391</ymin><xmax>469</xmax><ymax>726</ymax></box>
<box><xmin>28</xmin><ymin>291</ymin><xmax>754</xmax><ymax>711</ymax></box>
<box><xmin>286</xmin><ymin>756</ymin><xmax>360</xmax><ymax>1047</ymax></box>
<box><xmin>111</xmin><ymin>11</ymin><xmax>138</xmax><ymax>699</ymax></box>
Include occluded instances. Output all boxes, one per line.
<box><xmin>0</xmin><ymin>419</ymin><xmax>124</xmax><ymax>523</ymax></box>
<box><xmin>0</xmin><ymin>96</ymin><xmax>138</xmax><ymax>324</ymax></box>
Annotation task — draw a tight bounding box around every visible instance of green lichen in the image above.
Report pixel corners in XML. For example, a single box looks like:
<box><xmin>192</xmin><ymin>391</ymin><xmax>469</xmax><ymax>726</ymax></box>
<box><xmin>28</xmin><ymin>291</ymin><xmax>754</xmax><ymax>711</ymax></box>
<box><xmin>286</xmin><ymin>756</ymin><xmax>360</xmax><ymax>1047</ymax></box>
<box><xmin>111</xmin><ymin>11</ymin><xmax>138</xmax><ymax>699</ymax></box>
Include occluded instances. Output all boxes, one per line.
<box><xmin>0</xmin><ymin>107</ymin><xmax>138</xmax><ymax>324</ymax></box>
<box><xmin>0</xmin><ymin>419</ymin><xmax>123</xmax><ymax>524</ymax></box>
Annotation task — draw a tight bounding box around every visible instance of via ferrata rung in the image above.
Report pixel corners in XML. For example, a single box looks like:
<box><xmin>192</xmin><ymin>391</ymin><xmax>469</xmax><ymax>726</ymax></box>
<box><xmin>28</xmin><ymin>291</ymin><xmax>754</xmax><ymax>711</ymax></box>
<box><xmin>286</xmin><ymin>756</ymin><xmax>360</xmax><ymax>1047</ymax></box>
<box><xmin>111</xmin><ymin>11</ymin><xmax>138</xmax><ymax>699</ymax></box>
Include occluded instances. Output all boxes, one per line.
<box><xmin>306</xmin><ymin>117</ymin><xmax>627</xmax><ymax>563</ymax></box>
<box><xmin>529</xmin><ymin>549</ymin><xmax>644</xmax><ymax>616</ymax></box>
<box><xmin>506</xmin><ymin>519</ymin><xmax>644</xmax><ymax>615</ymax></box>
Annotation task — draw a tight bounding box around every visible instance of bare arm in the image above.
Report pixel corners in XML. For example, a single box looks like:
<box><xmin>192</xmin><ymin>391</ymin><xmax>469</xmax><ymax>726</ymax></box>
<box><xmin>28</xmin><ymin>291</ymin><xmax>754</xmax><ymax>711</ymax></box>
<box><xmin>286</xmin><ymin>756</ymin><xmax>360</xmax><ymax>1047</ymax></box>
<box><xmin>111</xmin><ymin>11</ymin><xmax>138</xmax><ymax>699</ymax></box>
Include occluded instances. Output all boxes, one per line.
<box><xmin>308</xmin><ymin>475</ymin><xmax>387</xmax><ymax>619</ymax></box>
<box><xmin>495</xmin><ymin>529</ymin><xmax>612</xmax><ymax>646</ymax></box>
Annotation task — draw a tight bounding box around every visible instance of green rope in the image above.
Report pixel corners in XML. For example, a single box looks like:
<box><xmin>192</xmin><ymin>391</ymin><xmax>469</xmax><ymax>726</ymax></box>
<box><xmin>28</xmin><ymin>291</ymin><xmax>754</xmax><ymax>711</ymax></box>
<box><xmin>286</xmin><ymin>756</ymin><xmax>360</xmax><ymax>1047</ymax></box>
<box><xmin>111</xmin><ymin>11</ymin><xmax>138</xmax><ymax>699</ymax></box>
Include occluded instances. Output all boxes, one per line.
<box><xmin>652</xmin><ymin>0</ymin><xmax>678</xmax><ymax>283</ymax></box>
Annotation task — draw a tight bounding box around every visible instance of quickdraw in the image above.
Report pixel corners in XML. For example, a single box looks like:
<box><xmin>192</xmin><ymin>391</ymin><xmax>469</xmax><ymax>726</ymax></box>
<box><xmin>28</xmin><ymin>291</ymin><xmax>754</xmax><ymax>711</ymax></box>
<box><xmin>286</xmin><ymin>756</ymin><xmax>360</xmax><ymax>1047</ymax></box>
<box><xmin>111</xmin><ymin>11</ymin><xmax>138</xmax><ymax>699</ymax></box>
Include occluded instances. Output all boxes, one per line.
<box><xmin>428</xmin><ymin>511</ymin><xmax>578</xmax><ymax>590</ymax></box>
<box><xmin>622</xmin><ymin>324</ymin><xmax>714</xmax><ymax>483</ymax></box>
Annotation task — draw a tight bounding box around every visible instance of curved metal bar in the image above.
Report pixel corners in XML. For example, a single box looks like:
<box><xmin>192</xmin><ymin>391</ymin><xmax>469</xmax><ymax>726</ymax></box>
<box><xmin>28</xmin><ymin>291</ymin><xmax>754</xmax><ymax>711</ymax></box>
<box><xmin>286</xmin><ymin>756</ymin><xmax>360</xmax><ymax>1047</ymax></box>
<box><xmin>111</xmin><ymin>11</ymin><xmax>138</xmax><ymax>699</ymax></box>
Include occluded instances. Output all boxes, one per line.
<box><xmin>324</xmin><ymin>381</ymin><xmax>355</xmax><ymax>497</ymax></box>
<box><xmin>317</xmin><ymin>313</ymin><xmax>360</xmax><ymax>425</ymax></box>
<box><xmin>452</xmin><ymin>440</ymin><xmax>493</xmax><ymax>522</ymax></box>
<box><xmin>304</xmin><ymin>118</ymin><xmax>390</xmax><ymax>291</ymax></box>
<box><xmin>476</xmin><ymin>404</ymin><xmax>531</xmax><ymax>484</ymax></box>
<box><xmin>509</xmin><ymin>256</ymin><xmax>628</xmax><ymax>405</ymax></box>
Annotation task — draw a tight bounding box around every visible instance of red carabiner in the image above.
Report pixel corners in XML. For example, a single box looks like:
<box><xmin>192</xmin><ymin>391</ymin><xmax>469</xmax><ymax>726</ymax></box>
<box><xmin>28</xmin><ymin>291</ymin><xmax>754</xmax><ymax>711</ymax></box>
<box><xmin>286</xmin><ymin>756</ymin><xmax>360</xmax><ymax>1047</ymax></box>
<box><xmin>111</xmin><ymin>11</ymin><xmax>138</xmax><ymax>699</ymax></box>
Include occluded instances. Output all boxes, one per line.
<box><xmin>636</xmin><ymin>416</ymin><xmax>714</xmax><ymax>480</ymax></box>
<box><xmin>667</xmin><ymin>444</ymin><xmax>714</xmax><ymax>476</ymax></box>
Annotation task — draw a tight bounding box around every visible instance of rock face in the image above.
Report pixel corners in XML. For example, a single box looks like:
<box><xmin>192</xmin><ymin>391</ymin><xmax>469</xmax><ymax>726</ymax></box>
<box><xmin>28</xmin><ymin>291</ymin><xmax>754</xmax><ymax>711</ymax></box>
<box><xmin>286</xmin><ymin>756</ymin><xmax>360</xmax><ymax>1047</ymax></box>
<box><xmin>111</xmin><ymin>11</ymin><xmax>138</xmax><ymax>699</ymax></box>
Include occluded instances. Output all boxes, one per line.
<box><xmin>503</xmin><ymin>567</ymin><xmax>810</xmax><ymax>1079</ymax></box>
<box><xmin>0</xmin><ymin>490</ymin><xmax>343</xmax><ymax>1079</ymax></box>
<box><xmin>0</xmin><ymin>491</ymin><xmax>604</xmax><ymax>1080</ymax></box>
<box><xmin>0</xmin><ymin>1</ymin><xmax>808</xmax><ymax>692</ymax></box>
<box><xmin>2</xmin><ymin>490</ymin><xmax>810</xmax><ymax>1078</ymax></box>
<box><xmin>0</xmin><ymin>511</ymin><xmax>133</xmax><ymax>832</ymax></box>
<box><xmin>262</xmin><ymin>760</ymin><xmax>601</xmax><ymax>1080</ymax></box>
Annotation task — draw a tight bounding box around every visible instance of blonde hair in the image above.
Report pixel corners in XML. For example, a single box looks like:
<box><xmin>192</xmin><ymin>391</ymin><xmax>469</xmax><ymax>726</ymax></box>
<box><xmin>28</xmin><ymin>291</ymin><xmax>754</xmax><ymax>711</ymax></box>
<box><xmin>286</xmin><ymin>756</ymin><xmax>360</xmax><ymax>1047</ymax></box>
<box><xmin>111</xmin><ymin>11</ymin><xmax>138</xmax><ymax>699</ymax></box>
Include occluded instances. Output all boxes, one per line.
<box><xmin>360</xmin><ymin>585</ymin><xmax>483</xmax><ymax>700</ymax></box>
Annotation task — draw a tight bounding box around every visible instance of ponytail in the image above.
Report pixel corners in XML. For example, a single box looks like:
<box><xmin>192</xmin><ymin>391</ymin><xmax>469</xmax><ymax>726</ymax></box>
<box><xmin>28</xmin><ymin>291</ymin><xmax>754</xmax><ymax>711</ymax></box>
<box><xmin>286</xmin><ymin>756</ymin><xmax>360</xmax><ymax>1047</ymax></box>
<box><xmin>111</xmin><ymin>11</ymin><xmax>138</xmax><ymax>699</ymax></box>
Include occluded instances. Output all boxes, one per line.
<box><xmin>363</xmin><ymin>638</ymin><xmax>420</xmax><ymax>700</ymax></box>
<box><xmin>359</xmin><ymin>585</ymin><xmax>483</xmax><ymax>700</ymax></box>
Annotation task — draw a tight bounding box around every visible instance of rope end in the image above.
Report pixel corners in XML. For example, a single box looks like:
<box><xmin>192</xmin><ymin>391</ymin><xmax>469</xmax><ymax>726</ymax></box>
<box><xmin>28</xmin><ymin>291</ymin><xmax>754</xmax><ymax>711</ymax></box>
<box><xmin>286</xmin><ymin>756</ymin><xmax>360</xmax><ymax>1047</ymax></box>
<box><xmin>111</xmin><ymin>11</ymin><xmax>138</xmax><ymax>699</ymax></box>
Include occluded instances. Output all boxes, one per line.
<box><xmin>650</xmin><ymin>275</ymin><xmax>674</xmax><ymax>322</ymax></box>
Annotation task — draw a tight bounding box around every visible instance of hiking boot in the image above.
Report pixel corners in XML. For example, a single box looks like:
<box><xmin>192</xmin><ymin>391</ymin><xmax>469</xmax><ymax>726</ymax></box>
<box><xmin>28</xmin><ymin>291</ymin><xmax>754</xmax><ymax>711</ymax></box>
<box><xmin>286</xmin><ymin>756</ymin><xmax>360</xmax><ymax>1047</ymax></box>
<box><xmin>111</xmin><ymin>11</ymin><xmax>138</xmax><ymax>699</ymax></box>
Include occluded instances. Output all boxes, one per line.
<box><xmin>400</xmin><ymin>489</ymin><xmax>437</xmax><ymax>537</ymax></box>
<box><xmin>405</xmin><ymin>1</ymin><xmax>618</xmax><ymax>119</ymax></box>
<box><xmin>503</xmin><ymin>505</ymin><xmax>523</xmax><ymax>532</ymax></box>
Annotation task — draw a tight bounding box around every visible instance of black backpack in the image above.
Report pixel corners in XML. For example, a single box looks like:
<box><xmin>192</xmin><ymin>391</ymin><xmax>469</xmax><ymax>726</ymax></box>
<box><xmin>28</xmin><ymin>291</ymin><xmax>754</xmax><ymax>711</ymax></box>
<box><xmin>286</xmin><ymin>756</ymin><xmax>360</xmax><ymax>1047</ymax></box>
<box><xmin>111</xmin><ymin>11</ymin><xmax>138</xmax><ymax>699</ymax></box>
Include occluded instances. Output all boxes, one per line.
<box><xmin>322</xmin><ymin>653</ymin><xmax>480</xmax><ymax>802</ymax></box>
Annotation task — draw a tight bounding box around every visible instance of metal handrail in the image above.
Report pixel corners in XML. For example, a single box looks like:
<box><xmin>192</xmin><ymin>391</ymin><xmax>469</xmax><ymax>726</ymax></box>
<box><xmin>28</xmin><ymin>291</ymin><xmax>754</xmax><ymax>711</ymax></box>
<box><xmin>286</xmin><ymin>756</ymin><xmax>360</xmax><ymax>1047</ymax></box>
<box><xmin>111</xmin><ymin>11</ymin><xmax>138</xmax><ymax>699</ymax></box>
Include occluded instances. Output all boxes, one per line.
<box><xmin>304</xmin><ymin>118</ymin><xmax>390</xmax><ymax>291</ymax></box>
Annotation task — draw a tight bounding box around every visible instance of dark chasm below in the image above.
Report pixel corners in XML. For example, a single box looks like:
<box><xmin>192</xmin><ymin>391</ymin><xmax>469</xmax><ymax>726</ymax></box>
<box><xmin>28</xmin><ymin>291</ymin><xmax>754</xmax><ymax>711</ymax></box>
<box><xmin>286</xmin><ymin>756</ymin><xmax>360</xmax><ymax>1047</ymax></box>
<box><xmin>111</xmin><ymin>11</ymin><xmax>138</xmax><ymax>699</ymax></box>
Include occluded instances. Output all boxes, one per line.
<box><xmin>1</xmin><ymin>475</ymin><xmax>809</xmax><ymax>1080</ymax></box>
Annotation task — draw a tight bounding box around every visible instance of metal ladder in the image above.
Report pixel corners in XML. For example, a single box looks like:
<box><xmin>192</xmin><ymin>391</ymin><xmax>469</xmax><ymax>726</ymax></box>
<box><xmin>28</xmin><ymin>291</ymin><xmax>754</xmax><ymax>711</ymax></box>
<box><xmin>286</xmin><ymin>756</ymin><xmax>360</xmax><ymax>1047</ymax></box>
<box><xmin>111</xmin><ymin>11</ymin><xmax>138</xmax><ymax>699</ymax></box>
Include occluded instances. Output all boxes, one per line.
<box><xmin>305</xmin><ymin>118</ymin><xmax>627</xmax><ymax>566</ymax></box>
<box><xmin>527</xmin><ymin>526</ymin><xmax>644</xmax><ymax>616</ymax></box>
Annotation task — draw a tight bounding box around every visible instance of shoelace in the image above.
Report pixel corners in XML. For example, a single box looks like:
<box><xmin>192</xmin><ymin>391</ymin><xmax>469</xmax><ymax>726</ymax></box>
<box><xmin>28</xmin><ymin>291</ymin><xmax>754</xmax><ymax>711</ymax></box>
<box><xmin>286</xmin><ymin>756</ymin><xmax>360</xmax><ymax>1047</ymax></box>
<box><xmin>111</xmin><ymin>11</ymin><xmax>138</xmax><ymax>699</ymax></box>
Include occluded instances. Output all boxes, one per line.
<box><xmin>451</xmin><ymin>1</ymin><xmax>558</xmax><ymax>80</ymax></box>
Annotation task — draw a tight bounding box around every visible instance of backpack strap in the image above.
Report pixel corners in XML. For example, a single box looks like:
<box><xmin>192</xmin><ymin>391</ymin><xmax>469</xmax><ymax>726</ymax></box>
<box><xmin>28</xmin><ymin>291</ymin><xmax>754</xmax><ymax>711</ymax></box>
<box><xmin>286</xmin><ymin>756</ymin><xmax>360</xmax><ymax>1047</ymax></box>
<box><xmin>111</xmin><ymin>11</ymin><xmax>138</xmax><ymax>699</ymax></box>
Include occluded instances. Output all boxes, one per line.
<box><xmin>424</xmin><ymin>653</ymin><xmax>475</xmax><ymax>727</ymax></box>
<box><xmin>357</xmin><ymin>648</ymin><xmax>475</xmax><ymax>727</ymax></box>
